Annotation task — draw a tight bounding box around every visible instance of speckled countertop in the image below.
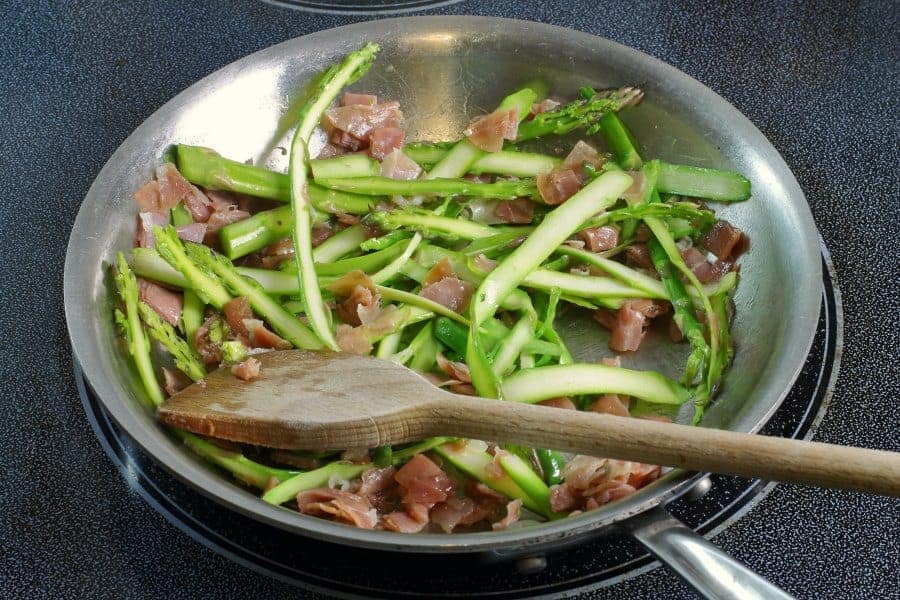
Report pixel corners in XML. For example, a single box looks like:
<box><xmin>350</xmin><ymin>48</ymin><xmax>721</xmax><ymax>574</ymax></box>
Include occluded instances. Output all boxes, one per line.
<box><xmin>1</xmin><ymin>1</ymin><xmax>897</xmax><ymax>598</ymax></box>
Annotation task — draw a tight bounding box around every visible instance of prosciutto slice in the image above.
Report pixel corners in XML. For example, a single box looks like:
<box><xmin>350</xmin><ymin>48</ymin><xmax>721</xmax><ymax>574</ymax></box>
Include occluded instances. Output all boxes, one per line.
<box><xmin>536</xmin><ymin>168</ymin><xmax>582</xmax><ymax>205</ymax></box>
<box><xmin>578</xmin><ymin>225</ymin><xmax>619</xmax><ymax>252</ymax></box>
<box><xmin>230</xmin><ymin>357</ymin><xmax>261</xmax><ymax>381</ymax></box>
<box><xmin>393</xmin><ymin>454</ymin><xmax>454</xmax><ymax>508</ymax></box>
<box><xmin>701</xmin><ymin>220</ymin><xmax>746</xmax><ymax>261</ymax></box>
<box><xmin>138</xmin><ymin>279</ymin><xmax>182</xmax><ymax>326</ymax></box>
<box><xmin>135</xmin><ymin>211</ymin><xmax>169</xmax><ymax>248</ymax></box>
<box><xmin>380</xmin><ymin>149</ymin><xmax>421</xmax><ymax>180</ymax></box>
<box><xmin>464</xmin><ymin>108</ymin><xmax>519</xmax><ymax>152</ymax></box>
<box><xmin>493</xmin><ymin>198</ymin><xmax>535</xmax><ymax>224</ymax></box>
<box><xmin>369</xmin><ymin>126</ymin><xmax>404</xmax><ymax>160</ymax></box>
<box><xmin>297</xmin><ymin>488</ymin><xmax>377</xmax><ymax>529</ymax></box>
<box><xmin>323</xmin><ymin>101</ymin><xmax>403</xmax><ymax>140</ymax></box>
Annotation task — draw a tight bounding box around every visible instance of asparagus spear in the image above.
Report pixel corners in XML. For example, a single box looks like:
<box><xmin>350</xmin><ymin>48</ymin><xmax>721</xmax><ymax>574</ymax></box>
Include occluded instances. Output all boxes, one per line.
<box><xmin>137</xmin><ymin>302</ymin><xmax>206</xmax><ymax>382</ymax></box>
<box><xmin>183</xmin><ymin>242</ymin><xmax>323</xmax><ymax>350</ymax></box>
<box><xmin>657</xmin><ymin>162</ymin><xmax>751</xmax><ymax>202</ymax></box>
<box><xmin>309</xmin><ymin>154</ymin><xmax>379</xmax><ymax>179</ymax></box>
<box><xmin>315</xmin><ymin>176</ymin><xmax>540</xmax><ymax>200</ymax></box>
<box><xmin>180</xmin><ymin>289</ymin><xmax>204</xmax><ymax>347</ymax></box>
<box><xmin>501</xmin><ymin>363</ymin><xmax>691</xmax><ymax>405</ymax></box>
<box><xmin>312</xmin><ymin>224</ymin><xmax>368</xmax><ymax>263</ymax></box>
<box><xmin>648</xmin><ymin>237</ymin><xmax>709</xmax><ymax>386</ymax></box>
<box><xmin>288</xmin><ymin>43</ymin><xmax>380</xmax><ymax>351</ymax></box>
<box><xmin>403</xmin><ymin>145</ymin><xmax>560</xmax><ymax>177</ymax></box>
<box><xmin>599</xmin><ymin>111</ymin><xmax>643</xmax><ymax>170</ymax></box>
<box><xmin>371</xmin><ymin>210</ymin><xmax>498</xmax><ymax>241</ymax></box>
<box><xmin>175</xmin><ymin>144</ymin><xmax>377</xmax><ymax>213</ymax></box>
<box><xmin>262</xmin><ymin>462</ymin><xmax>369</xmax><ymax>506</ymax></box>
<box><xmin>219</xmin><ymin>205</ymin><xmax>292</xmax><ymax>260</ymax></box>
<box><xmin>154</xmin><ymin>225</ymin><xmax>231</xmax><ymax>309</ymax></box>
<box><xmin>177</xmin><ymin>430</ymin><xmax>298</xmax><ymax>490</ymax></box>
<box><xmin>434</xmin><ymin>441</ymin><xmax>551</xmax><ymax>517</ymax></box>
<box><xmin>515</xmin><ymin>86</ymin><xmax>644</xmax><ymax>141</ymax></box>
<box><xmin>113</xmin><ymin>252</ymin><xmax>165</xmax><ymax>407</ymax></box>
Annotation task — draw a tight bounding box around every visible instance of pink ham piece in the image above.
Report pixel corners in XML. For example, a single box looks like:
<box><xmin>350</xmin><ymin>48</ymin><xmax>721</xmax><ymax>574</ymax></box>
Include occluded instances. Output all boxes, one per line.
<box><xmin>329</xmin><ymin>270</ymin><xmax>380</xmax><ymax>327</ymax></box>
<box><xmin>382</xmin><ymin>508</ymin><xmax>429</xmax><ymax>533</ymax></box>
<box><xmin>297</xmin><ymin>488</ymin><xmax>378</xmax><ymax>529</ymax></box>
<box><xmin>701</xmin><ymin>220</ymin><xmax>746</xmax><ymax>261</ymax></box>
<box><xmin>156</xmin><ymin>163</ymin><xmax>212</xmax><ymax>222</ymax></box>
<box><xmin>538</xmin><ymin>397</ymin><xmax>577</xmax><ymax>410</ymax></box>
<box><xmin>591</xmin><ymin>394</ymin><xmax>631</xmax><ymax>417</ymax></box>
<box><xmin>419</xmin><ymin>258</ymin><xmax>474</xmax><ymax>313</ymax></box>
<box><xmin>491</xmin><ymin>499</ymin><xmax>522</xmax><ymax>531</ymax></box>
<box><xmin>621</xmin><ymin>171</ymin><xmax>648</xmax><ymax>203</ymax></box>
<box><xmin>357</xmin><ymin>466</ymin><xmax>398</xmax><ymax>513</ymax></box>
<box><xmin>176</xmin><ymin>223</ymin><xmax>207</xmax><ymax>244</ymax></box>
<box><xmin>436</xmin><ymin>353</ymin><xmax>472</xmax><ymax>383</ymax></box>
<box><xmin>223</xmin><ymin>297</ymin><xmax>253</xmax><ymax>339</ymax></box>
<box><xmin>231</xmin><ymin>357</ymin><xmax>261</xmax><ymax>382</ymax></box>
<box><xmin>680</xmin><ymin>247</ymin><xmax>731</xmax><ymax>283</ymax></box>
<box><xmin>536</xmin><ymin>168</ymin><xmax>582</xmax><ymax>205</ymax></box>
<box><xmin>550</xmin><ymin>483</ymin><xmax>579</xmax><ymax>512</ymax></box>
<box><xmin>336</xmin><ymin>324</ymin><xmax>373</xmax><ymax>355</ymax></box>
<box><xmin>369</xmin><ymin>126</ymin><xmax>405</xmax><ymax>160</ymax></box>
<box><xmin>625</xmin><ymin>243</ymin><xmax>653</xmax><ymax>270</ymax></box>
<box><xmin>578</xmin><ymin>225</ymin><xmax>619</xmax><ymax>252</ymax></box>
<box><xmin>464</xmin><ymin>108</ymin><xmax>520</xmax><ymax>152</ymax></box>
<box><xmin>134</xmin><ymin>181</ymin><xmax>163</xmax><ymax>212</ymax></box>
<box><xmin>336</xmin><ymin>283</ymin><xmax>378</xmax><ymax>327</ymax></box>
<box><xmin>561</xmin><ymin>140</ymin><xmax>605</xmax><ymax>178</ymax></box>
<box><xmin>529</xmin><ymin>98</ymin><xmax>560</xmax><ymax>116</ymax></box>
<box><xmin>330</xmin><ymin>129</ymin><xmax>368</xmax><ymax>152</ymax></box>
<box><xmin>161</xmin><ymin>368</ymin><xmax>191</xmax><ymax>397</ymax></box>
<box><xmin>243</xmin><ymin>319</ymin><xmax>292</xmax><ymax>350</ymax></box>
<box><xmin>493</xmin><ymin>199</ymin><xmax>535</xmax><ymax>224</ymax></box>
<box><xmin>342</xmin><ymin>92</ymin><xmax>377</xmax><ymax>107</ymax></box>
<box><xmin>323</xmin><ymin>101</ymin><xmax>403</xmax><ymax>140</ymax></box>
<box><xmin>204</xmin><ymin>206</ymin><xmax>251</xmax><ymax>243</ymax></box>
<box><xmin>260</xmin><ymin>238</ymin><xmax>294</xmax><ymax>269</ymax></box>
<box><xmin>380</xmin><ymin>149</ymin><xmax>422</xmax><ymax>180</ymax></box>
<box><xmin>138</xmin><ymin>279</ymin><xmax>182</xmax><ymax>326</ymax></box>
<box><xmin>311</xmin><ymin>223</ymin><xmax>335</xmax><ymax>246</ymax></box>
<box><xmin>135</xmin><ymin>211</ymin><xmax>169</xmax><ymax>248</ymax></box>
<box><xmin>420</xmin><ymin>277</ymin><xmax>474</xmax><ymax>313</ymax></box>
<box><xmin>430</xmin><ymin>496</ymin><xmax>486</xmax><ymax>533</ymax></box>
<box><xmin>472</xmin><ymin>253</ymin><xmax>498</xmax><ymax>273</ymax></box>
<box><xmin>609</xmin><ymin>302</ymin><xmax>646</xmax><ymax>352</ymax></box>
<box><xmin>393</xmin><ymin>454</ymin><xmax>454</xmax><ymax>508</ymax></box>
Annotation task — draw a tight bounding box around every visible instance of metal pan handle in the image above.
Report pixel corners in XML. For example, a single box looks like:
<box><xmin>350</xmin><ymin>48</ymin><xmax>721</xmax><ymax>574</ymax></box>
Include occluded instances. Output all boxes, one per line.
<box><xmin>621</xmin><ymin>507</ymin><xmax>794</xmax><ymax>600</ymax></box>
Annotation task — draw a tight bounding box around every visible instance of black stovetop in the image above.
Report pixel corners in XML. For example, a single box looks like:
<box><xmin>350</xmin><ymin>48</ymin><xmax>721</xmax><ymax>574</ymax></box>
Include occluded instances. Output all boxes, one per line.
<box><xmin>2</xmin><ymin>1</ymin><xmax>898</xmax><ymax>598</ymax></box>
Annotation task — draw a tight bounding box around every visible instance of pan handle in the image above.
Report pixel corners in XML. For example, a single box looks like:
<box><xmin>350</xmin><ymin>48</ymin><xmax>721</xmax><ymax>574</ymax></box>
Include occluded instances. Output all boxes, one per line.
<box><xmin>621</xmin><ymin>507</ymin><xmax>794</xmax><ymax>600</ymax></box>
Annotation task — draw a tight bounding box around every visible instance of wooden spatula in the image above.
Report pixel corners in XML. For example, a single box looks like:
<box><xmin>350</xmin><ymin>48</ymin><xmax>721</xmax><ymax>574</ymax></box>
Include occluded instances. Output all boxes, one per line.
<box><xmin>158</xmin><ymin>350</ymin><xmax>900</xmax><ymax>496</ymax></box>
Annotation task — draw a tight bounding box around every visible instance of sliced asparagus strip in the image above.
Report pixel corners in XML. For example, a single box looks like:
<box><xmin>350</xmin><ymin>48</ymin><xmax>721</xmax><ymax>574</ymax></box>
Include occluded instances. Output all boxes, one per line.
<box><xmin>309</xmin><ymin>154</ymin><xmax>380</xmax><ymax>179</ymax></box>
<box><xmin>501</xmin><ymin>364</ymin><xmax>691</xmax><ymax>405</ymax></box>
<box><xmin>316</xmin><ymin>176</ymin><xmax>539</xmax><ymax>200</ymax></box>
<box><xmin>288</xmin><ymin>43</ymin><xmax>380</xmax><ymax>350</ymax></box>
<box><xmin>657</xmin><ymin>162</ymin><xmax>751</xmax><ymax>202</ymax></box>
<box><xmin>113</xmin><ymin>252</ymin><xmax>165</xmax><ymax>407</ymax></box>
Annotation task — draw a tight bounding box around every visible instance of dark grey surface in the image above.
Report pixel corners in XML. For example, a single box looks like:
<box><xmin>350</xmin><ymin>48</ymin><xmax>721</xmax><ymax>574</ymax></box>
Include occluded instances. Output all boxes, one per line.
<box><xmin>1</xmin><ymin>1</ymin><xmax>897</xmax><ymax>599</ymax></box>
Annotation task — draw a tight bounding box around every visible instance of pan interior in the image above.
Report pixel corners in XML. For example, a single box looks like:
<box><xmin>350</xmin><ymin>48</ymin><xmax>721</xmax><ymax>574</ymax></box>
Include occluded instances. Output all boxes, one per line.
<box><xmin>64</xmin><ymin>17</ymin><xmax>822</xmax><ymax>552</ymax></box>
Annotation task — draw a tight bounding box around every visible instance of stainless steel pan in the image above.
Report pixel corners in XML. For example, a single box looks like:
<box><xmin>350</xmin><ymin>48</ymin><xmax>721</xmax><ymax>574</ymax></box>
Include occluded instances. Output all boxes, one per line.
<box><xmin>64</xmin><ymin>16</ymin><xmax>821</xmax><ymax>598</ymax></box>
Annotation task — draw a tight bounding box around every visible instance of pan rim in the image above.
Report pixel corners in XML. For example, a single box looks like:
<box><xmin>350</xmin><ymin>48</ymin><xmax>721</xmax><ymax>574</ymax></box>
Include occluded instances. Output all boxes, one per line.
<box><xmin>63</xmin><ymin>15</ymin><xmax>822</xmax><ymax>553</ymax></box>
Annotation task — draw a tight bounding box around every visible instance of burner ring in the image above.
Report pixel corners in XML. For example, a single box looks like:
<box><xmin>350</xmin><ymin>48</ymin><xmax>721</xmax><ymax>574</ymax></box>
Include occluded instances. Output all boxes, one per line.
<box><xmin>262</xmin><ymin>0</ymin><xmax>464</xmax><ymax>16</ymax></box>
<box><xmin>76</xmin><ymin>246</ymin><xmax>841</xmax><ymax>597</ymax></box>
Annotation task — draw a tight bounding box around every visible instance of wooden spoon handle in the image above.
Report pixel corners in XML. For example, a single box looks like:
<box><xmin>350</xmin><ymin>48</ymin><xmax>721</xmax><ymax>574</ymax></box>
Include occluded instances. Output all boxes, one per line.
<box><xmin>431</xmin><ymin>397</ymin><xmax>900</xmax><ymax>496</ymax></box>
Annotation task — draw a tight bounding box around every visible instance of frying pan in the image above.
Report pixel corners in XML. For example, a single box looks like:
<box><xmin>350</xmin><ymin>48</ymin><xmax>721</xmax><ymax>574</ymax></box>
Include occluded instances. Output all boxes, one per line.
<box><xmin>63</xmin><ymin>16</ymin><xmax>822</xmax><ymax>598</ymax></box>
